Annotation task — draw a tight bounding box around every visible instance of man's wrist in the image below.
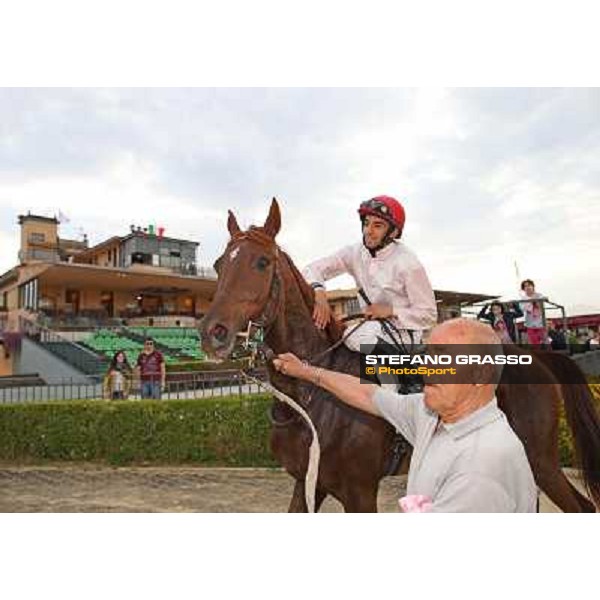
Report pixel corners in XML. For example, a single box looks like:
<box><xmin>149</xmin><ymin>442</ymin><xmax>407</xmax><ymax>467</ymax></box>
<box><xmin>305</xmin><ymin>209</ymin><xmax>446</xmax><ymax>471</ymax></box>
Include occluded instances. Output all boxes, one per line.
<box><xmin>299</xmin><ymin>362</ymin><xmax>324</xmax><ymax>386</ymax></box>
<box><xmin>312</xmin><ymin>366</ymin><xmax>324</xmax><ymax>387</ymax></box>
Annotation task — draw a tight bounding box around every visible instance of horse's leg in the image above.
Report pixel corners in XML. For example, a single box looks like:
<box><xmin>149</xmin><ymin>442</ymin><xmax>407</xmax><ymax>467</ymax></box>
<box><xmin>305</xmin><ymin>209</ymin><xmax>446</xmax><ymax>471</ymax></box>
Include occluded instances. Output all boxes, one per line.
<box><xmin>314</xmin><ymin>488</ymin><xmax>328</xmax><ymax>512</ymax></box>
<box><xmin>288</xmin><ymin>480</ymin><xmax>308</xmax><ymax>512</ymax></box>
<box><xmin>566</xmin><ymin>479</ymin><xmax>596</xmax><ymax>513</ymax></box>
<box><xmin>341</xmin><ymin>484</ymin><xmax>379</xmax><ymax>513</ymax></box>
<box><xmin>288</xmin><ymin>480</ymin><xmax>328</xmax><ymax>513</ymax></box>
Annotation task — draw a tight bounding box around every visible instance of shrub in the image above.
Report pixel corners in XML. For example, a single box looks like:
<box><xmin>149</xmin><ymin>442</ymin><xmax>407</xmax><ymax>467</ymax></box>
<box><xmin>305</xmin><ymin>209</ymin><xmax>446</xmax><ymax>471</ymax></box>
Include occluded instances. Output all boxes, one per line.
<box><xmin>1</xmin><ymin>386</ymin><xmax>598</xmax><ymax>468</ymax></box>
<box><xmin>0</xmin><ymin>395</ymin><xmax>278</xmax><ymax>467</ymax></box>
<box><xmin>558</xmin><ymin>383</ymin><xmax>600</xmax><ymax>466</ymax></box>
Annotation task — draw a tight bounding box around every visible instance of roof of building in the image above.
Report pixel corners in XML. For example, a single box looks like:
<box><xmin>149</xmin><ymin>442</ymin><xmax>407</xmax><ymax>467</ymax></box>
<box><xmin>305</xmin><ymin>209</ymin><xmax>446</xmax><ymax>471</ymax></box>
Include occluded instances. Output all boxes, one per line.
<box><xmin>74</xmin><ymin>236</ymin><xmax>122</xmax><ymax>259</ymax></box>
<box><xmin>17</xmin><ymin>262</ymin><xmax>217</xmax><ymax>296</ymax></box>
<box><xmin>75</xmin><ymin>232</ymin><xmax>200</xmax><ymax>261</ymax></box>
<box><xmin>326</xmin><ymin>287</ymin><xmax>499</xmax><ymax>307</ymax></box>
<box><xmin>18</xmin><ymin>213</ymin><xmax>59</xmax><ymax>225</ymax></box>
<box><xmin>58</xmin><ymin>238</ymin><xmax>89</xmax><ymax>250</ymax></box>
<box><xmin>548</xmin><ymin>314</ymin><xmax>600</xmax><ymax>327</ymax></box>
<box><xmin>120</xmin><ymin>231</ymin><xmax>200</xmax><ymax>247</ymax></box>
<box><xmin>0</xmin><ymin>268</ymin><xmax>19</xmax><ymax>289</ymax></box>
<box><xmin>434</xmin><ymin>290</ymin><xmax>499</xmax><ymax>307</ymax></box>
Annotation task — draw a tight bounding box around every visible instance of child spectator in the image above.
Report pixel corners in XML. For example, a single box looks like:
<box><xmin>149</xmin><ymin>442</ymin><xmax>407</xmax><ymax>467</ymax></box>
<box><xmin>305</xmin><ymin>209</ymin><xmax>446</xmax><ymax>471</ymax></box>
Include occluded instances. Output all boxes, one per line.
<box><xmin>104</xmin><ymin>350</ymin><xmax>133</xmax><ymax>400</ymax></box>
<box><xmin>478</xmin><ymin>301</ymin><xmax>523</xmax><ymax>344</ymax></box>
<box><xmin>519</xmin><ymin>279</ymin><xmax>547</xmax><ymax>346</ymax></box>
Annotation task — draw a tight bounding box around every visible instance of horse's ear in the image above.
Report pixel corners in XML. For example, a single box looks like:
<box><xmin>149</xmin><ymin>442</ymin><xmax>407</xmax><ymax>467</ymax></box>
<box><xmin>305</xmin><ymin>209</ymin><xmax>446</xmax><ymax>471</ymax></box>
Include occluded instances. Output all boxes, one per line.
<box><xmin>263</xmin><ymin>197</ymin><xmax>281</xmax><ymax>239</ymax></box>
<box><xmin>227</xmin><ymin>210</ymin><xmax>241</xmax><ymax>238</ymax></box>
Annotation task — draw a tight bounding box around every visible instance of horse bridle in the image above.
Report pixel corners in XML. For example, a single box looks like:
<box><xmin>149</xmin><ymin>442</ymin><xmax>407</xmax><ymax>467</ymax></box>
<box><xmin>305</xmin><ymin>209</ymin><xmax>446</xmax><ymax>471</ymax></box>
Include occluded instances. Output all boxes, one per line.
<box><xmin>221</xmin><ymin>228</ymin><xmax>284</xmax><ymax>359</ymax></box>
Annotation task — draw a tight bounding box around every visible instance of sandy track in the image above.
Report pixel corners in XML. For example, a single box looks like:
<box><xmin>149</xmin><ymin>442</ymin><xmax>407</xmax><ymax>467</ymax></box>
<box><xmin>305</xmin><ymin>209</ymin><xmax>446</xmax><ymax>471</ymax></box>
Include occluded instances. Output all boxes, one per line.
<box><xmin>0</xmin><ymin>464</ymin><xmax>574</xmax><ymax>512</ymax></box>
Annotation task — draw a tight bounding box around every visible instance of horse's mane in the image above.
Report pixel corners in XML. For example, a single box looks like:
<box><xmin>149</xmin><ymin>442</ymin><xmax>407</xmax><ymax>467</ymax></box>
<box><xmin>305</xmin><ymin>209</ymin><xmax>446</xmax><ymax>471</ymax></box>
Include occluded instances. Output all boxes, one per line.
<box><xmin>278</xmin><ymin>248</ymin><xmax>344</xmax><ymax>345</ymax></box>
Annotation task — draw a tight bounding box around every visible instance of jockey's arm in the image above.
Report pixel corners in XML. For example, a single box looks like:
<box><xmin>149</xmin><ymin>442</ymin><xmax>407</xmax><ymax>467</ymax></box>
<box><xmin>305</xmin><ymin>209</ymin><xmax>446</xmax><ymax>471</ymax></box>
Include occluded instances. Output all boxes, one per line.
<box><xmin>303</xmin><ymin>245</ymin><xmax>355</xmax><ymax>329</ymax></box>
<box><xmin>302</xmin><ymin>245</ymin><xmax>354</xmax><ymax>288</ymax></box>
<box><xmin>392</xmin><ymin>264</ymin><xmax>437</xmax><ymax>330</ymax></box>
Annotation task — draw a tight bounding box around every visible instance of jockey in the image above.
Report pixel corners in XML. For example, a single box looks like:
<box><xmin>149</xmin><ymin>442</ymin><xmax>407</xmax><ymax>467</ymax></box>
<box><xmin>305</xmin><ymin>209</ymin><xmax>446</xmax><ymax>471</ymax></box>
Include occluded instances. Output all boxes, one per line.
<box><xmin>302</xmin><ymin>195</ymin><xmax>437</xmax><ymax>355</ymax></box>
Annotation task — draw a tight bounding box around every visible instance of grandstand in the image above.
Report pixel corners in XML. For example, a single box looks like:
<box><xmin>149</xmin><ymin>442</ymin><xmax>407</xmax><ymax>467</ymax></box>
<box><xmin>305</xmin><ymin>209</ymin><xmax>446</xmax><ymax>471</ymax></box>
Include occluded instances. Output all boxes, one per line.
<box><xmin>0</xmin><ymin>213</ymin><xmax>216</xmax><ymax>381</ymax></box>
<box><xmin>80</xmin><ymin>327</ymin><xmax>205</xmax><ymax>366</ymax></box>
<box><xmin>127</xmin><ymin>327</ymin><xmax>205</xmax><ymax>361</ymax></box>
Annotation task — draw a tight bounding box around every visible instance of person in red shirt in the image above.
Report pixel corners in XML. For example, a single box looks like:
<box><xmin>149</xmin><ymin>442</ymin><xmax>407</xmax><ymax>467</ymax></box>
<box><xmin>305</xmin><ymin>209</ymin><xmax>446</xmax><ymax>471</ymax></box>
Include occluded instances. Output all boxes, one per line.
<box><xmin>135</xmin><ymin>338</ymin><xmax>166</xmax><ymax>399</ymax></box>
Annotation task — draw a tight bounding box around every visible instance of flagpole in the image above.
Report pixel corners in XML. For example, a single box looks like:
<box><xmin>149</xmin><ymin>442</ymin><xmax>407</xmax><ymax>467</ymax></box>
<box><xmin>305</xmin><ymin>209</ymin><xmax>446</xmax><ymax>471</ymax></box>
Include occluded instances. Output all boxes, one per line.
<box><xmin>513</xmin><ymin>259</ymin><xmax>521</xmax><ymax>290</ymax></box>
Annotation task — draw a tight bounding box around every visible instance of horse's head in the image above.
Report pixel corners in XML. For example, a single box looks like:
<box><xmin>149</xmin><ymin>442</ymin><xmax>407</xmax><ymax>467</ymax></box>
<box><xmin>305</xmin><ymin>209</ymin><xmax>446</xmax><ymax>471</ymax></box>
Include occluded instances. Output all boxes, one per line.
<box><xmin>200</xmin><ymin>198</ymin><xmax>283</xmax><ymax>359</ymax></box>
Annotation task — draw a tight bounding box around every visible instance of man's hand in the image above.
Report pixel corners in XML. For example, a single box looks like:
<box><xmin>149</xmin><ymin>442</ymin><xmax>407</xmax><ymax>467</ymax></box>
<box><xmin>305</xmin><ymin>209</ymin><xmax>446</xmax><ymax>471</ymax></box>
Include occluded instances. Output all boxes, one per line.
<box><xmin>364</xmin><ymin>303</ymin><xmax>394</xmax><ymax>320</ymax></box>
<box><xmin>273</xmin><ymin>352</ymin><xmax>310</xmax><ymax>380</ymax></box>
<box><xmin>313</xmin><ymin>289</ymin><xmax>332</xmax><ymax>330</ymax></box>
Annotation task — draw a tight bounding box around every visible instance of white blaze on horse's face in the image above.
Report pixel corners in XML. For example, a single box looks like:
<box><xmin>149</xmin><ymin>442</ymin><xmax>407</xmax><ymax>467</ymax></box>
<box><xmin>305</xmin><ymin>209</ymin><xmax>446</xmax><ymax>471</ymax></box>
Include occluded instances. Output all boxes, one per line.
<box><xmin>229</xmin><ymin>247</ymin><xmax>240</xmax><ymax>262</ymax></box>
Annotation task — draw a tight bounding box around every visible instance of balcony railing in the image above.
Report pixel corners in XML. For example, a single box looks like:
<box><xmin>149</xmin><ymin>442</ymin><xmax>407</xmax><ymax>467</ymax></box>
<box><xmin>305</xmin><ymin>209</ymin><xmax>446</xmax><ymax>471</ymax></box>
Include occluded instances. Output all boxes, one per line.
<box><xmin>18</xmin><ymin>249</ymin><xmax>61</xmax><ymax>263</ymax></box>
<box><xmin>36</xmin><ymin>309</ymin><xmax>203</xmax><ymax>330</ymax></box>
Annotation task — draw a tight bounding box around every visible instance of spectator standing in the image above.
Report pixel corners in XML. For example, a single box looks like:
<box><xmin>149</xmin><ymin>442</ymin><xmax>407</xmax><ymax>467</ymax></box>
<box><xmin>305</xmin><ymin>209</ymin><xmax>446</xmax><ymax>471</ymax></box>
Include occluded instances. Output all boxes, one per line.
<box><xmin>548</xmin><ymin>322</ymin><xmax>568</xmax><ymax>351</ymax></box>
<box><xmin>477</xmin><ymin>301</ymin><xmax>523</xmax><ymax>344</ymax></box>
<box><xmin>104</xmin><ymin>350</ymin><xmax>133</xmax><ymax>400</ymax></box>
<box><xmin>519</xmin><ymin>279</ymin><xmax>547</xmax><ymax>346</ymax></box>
<box><xmin>136</xmin><ymin>338</ymin><xmax>166</xmax><ymax>399</ymax></box>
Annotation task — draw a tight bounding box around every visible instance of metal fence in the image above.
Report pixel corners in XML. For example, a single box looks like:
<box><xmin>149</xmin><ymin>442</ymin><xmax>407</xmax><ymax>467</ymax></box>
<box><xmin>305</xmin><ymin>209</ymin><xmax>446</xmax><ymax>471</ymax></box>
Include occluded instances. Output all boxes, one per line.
<box><xmin>0</xmin><ymin>369</ymin><xmax>267</xmax><ymax>405</ymax></box>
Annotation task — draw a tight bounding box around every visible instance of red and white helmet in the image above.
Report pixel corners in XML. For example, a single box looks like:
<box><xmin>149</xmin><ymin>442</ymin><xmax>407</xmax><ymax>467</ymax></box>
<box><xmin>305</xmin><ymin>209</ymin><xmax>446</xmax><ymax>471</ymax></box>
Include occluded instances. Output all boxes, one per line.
<box><xmin>358</xmin><ymin>195</ymin><xmax>406</xmax><ymax>235</ymax></box>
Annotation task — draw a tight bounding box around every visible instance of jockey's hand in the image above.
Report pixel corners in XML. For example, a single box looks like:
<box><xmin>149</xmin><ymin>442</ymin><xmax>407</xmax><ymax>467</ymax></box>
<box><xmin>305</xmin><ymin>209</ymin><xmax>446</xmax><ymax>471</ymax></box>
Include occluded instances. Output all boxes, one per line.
<box><xmin>364</xmin><ymin>303</ymin><xmax>394</xmax><ymax>320</ymax></box>
<box><xmin>313</xmin><ymin>289</ymin><xmax>332</xmax><ymax>330</ymax></box>
<box><xmin>273</xmin><ymin>352</ymin><xmax>307</xmax><ymax>380</ymax></box>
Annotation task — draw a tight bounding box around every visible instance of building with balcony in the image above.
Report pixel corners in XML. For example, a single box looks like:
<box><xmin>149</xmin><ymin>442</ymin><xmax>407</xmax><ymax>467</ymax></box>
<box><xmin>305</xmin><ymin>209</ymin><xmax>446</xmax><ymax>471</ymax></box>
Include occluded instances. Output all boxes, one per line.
<box><xmin>0</xmin><ymin>213</ymin><xmax>218</xmax><ymax>332</ymax></box>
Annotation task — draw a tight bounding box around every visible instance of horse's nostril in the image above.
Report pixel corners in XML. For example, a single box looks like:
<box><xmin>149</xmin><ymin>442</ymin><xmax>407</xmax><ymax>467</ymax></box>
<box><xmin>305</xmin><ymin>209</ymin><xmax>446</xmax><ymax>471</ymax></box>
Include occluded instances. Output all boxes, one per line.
<box><xmin>211</xmin><ymin>324</ymin><xmax>229</xmax><ymax>344</ymax></box>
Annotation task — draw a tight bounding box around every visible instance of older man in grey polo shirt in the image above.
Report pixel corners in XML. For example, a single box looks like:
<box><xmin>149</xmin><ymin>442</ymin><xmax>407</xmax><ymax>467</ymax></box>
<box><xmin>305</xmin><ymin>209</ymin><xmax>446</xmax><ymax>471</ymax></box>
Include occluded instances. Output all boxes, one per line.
<box><xmin>273</xmin><ymin>318</ymin><xmax>537</xmax><ymax>513</ymax></box>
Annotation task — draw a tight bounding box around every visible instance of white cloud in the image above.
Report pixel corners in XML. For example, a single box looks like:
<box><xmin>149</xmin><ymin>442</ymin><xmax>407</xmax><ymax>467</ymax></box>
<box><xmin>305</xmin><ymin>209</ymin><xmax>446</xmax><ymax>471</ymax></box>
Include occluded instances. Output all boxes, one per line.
<box><xmin>0</xmin><ymin>88</ymin><xmax>598</xmax><ymax>317</ymax></box>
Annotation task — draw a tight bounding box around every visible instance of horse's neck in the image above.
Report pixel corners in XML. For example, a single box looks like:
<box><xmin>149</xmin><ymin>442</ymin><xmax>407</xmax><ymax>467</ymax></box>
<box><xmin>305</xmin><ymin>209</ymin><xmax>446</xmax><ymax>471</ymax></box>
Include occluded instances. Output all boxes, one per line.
<box><xmin>265</xmin><ymin>254</ymin><xmax>331</xmax><ymax>360</ymax></box>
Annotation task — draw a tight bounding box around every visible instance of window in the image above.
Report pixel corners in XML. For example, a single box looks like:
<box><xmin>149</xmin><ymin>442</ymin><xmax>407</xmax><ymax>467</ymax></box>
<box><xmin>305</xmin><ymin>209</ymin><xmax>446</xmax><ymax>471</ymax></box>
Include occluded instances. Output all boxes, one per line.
<box><xmin>346</xmin><ymin>298</ymin><xmax>360</xmax><ymax>315</ymax></box>
<box><xmin>29</xmin><ymin>232</ymin><xmax>46</xmax><ymax>244</ymax></box>
<box><xmin>18</xmin><ymin>278</ymin><xmax>39</xmax><ymax>311</ymax></box>
<box><xmin>131</xmin><ymin>252</ymin><xmax>153</xmax><ymax>266</ymax></box>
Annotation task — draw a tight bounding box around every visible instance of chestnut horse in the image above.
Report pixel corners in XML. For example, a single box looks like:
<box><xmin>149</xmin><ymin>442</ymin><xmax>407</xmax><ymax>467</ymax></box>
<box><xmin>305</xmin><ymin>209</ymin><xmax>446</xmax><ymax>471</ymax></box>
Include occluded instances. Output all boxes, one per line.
<box><xmin>200</xmin><ymin>199</ymin><xmax>600</xmax><ymax>512</ymax></box>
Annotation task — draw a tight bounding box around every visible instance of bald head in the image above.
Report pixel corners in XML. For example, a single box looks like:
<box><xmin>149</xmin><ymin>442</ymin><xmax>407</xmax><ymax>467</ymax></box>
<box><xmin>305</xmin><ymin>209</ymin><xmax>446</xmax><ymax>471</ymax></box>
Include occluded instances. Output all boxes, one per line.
<box><xmin>429</xmin><ymin>318</ymin><xmax>504</xmax><ymax>389</ymax></box>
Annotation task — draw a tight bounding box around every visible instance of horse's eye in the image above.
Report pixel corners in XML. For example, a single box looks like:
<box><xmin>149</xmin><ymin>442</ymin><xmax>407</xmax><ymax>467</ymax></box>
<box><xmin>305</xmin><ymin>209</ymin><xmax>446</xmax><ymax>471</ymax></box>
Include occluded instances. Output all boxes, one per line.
<box><xmin>255</xmin><ymin>256</ymin><xmax>270</xmax><ymax>271</ymax></box>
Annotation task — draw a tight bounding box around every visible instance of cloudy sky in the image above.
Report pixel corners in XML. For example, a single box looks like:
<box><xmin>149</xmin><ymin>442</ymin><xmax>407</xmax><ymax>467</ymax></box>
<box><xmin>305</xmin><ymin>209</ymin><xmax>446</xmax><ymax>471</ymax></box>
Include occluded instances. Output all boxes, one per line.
<box><xmin>0</xmin><ymin>88</ymin><xmax>598</xmax><ymax>316</ymax></box>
